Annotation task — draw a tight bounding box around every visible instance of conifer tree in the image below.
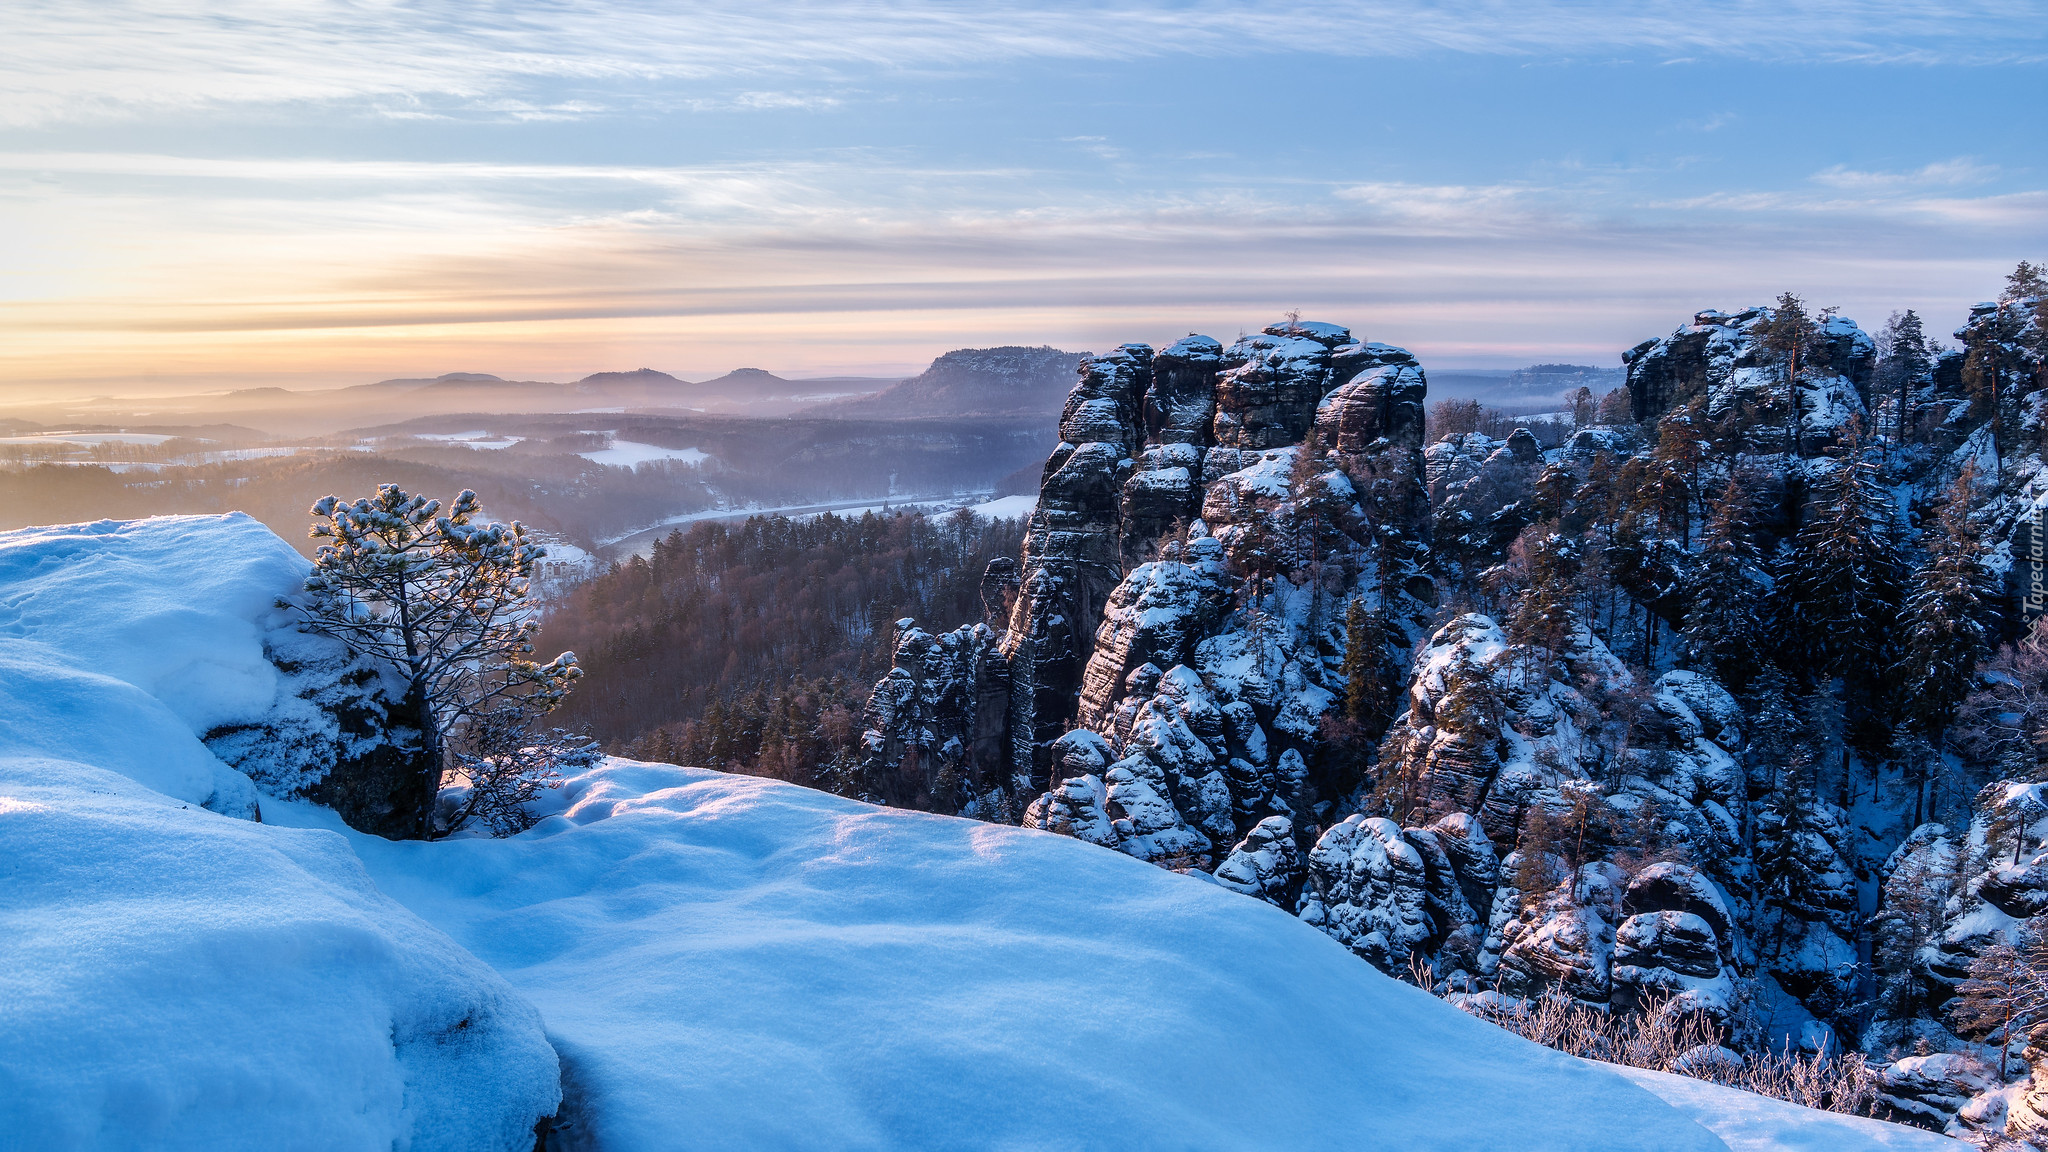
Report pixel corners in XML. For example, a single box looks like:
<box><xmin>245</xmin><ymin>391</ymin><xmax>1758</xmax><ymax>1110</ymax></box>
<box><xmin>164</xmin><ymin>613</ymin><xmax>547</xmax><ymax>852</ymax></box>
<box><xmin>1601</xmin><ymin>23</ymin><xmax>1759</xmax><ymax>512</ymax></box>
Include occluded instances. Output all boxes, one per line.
<box><xmin>1780</xmin><ymin>436</ymin><xmax>1902</xmax><ymax>685</ymax></box>
<box><xmin>1596</xmin><ymin>385</ymin><xmax>1634</xmax><ymax>426</ymax></box>
<box><xmin>1952</xmin><ymin>926</ymin><xmax>2048</xmax><ymax>1084</ymax></box>
<box><xmin>1895</xmin><ymin>468</ymin><xmax>2000</xmax><ymax>740</ymax></box>
<box><xmin>300</xmin><ymin>485</ymin><xmax>583</xmax><ymax>838</ymax></box>
<box><xmin>1746</xmin><ymin>665</ymin><xmax>1801</xmax><ymax>791</ymax></box>
<box><xmin>1679</xmin><ymin>478</ymin><xmax>1767</xmax><ymax>692</ymax></box>
<box><xmin>1514</xmin><ymin>806</ymin><xmax>1565</xmax><ymax>911</ymax></box>
<box><xmin>1509</xmin><ymin>530</ymin><xmax>1582</xmax><ymax>653</ymax></box>
<box><xmin>2012</xmin><ymin>260</ymin><xmax>2048</xmax><ymax>301</ymax></box>
<box><xmin>1569</xmin><ymin>386</ymin><xmax>1596</xmax><ymax>428</ymax></box>
<box><xmin>1652</xmin><ymin>397</ymin><xmax>1711</xmax><ymax>537</ymax></box>
<box><xmin>1890</xmin><ymin>725</ymin><xmax>1942</xmax><ymax>827</ymax></box>
<box><xmin>1341</xmin><ymin>597</ymin><xmax>1400</xmax><ymax>740</ymax></box>
<box><xmin>1532</xmin><ymin>464</ymin><xmax>1576</xmax><ymax>527</ymax></box>
<box><xmin>1753</xmin><ymin>759</ymin><xmax>1827</xmax><ymax>952</ymax></box>
<box><xmin>1877</xmin><ymin>310</ymin><xmax>1933</xmax><ymax>446</ymax></box>
<box><xmin>1753</xmin><ymin>293</ymin><xmax>1819</xmax><ymax>457</ymax></box>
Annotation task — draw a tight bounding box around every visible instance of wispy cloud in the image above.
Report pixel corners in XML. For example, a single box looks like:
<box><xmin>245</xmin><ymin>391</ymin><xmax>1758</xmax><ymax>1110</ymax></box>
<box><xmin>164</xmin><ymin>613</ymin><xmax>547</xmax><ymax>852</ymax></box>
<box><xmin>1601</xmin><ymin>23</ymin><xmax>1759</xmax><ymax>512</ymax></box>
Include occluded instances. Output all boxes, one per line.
<box><xmin>2</xmin><ymin>1</ymin><xmax>2042</xmax><ymax>124</ymax></box>
<box><xmin>0</xmin><ymin>144</ymin><xmax>2034</xmax><ymax>391</ymax></box>
<box><xmin>1811</xmin><ymin>158</ymin><xmax>2000</xmax><ymax>189</ymax></box>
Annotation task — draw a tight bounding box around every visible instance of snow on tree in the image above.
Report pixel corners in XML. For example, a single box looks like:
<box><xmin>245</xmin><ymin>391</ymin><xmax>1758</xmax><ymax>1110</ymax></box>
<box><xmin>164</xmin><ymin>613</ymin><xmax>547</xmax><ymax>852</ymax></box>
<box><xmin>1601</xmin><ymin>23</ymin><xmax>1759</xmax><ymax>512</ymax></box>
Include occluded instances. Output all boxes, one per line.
<box><xmin>1875</xmin><ymin>309</ymin><xmax>1933</xmax><ymax>446</ymax></box>
<box><xmin>1339</xmin><ymin>597</ymin><xmax>1399</xmax><ymax>740</ymax></box>
<box><xmin>1752</xmin><ymin>292</ymin><xmax>1822</xmax><ymax>457</ymax></box>
<box><xmin>1895</xmin><ymin>468</ymin><xmax>2000</xmax><ymax>741</ymax></box>
<box><xmin>1507</xmin><ymin>529</ymin><xmax>1582</xmax><ymax>654</ymax></box>
<box><xmin>298</xmin><ymin>485</ymin><xmax>583</xmax><ymax>838</ymax></box>
<box><xmin>1949</xmin><ymin>923</ymin><xmax>2048</xmax><ymax>1084</ymax></box>
<box><xmin>440</xmin><ymin>711</ymin><xmax>602</xmax><ymax>837</ymax></box>
<box><xmin>1779</xmin><ymin>431</ymin><xmax>1902</xmax><ymax>745</ymax></box>
<box><xmin>1679</xmin><ymin>478</ymin><xmax>1768</xmax><ymax>692</ymax></box>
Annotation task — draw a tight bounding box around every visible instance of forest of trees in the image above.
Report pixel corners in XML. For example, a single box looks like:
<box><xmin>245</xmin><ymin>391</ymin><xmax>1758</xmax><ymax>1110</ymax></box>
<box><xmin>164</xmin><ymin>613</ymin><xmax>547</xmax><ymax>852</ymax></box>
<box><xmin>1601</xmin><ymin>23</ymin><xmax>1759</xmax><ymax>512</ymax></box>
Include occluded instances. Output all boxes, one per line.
<box><xmin>0</xmin><ymin>449</ymin><xmax>709</xmax><ymax>553</ymax></box>
<box><xmin>545</xmin><ymin>509</ymin><xmax>1025</xmax><ymax>788</ymax></box>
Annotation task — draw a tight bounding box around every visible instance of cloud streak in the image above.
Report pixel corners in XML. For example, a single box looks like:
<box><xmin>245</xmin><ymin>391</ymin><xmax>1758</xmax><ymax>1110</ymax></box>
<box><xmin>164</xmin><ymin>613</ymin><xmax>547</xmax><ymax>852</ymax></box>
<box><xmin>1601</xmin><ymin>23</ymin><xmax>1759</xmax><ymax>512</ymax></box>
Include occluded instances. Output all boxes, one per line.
<box><xmin>3</xmin><ymin>1</ymin><xmax>2043</xmax><ymax>124</ymax></box>
<box><xmin>0</xmin><ymin>144</ymin><xmax>2035</xmax><ymax>392</ymax></box>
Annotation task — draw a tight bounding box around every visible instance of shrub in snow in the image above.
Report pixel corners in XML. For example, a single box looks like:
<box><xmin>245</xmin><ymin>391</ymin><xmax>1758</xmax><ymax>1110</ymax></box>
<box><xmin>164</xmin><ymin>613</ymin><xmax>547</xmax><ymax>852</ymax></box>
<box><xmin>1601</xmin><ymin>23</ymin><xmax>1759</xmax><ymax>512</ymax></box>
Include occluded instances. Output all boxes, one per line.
<box><xmin>299</xmin><ymin>486</ymin><xmax>582</xmax><ymax>838</ymax></box>
<box><xmin>440</xmin><ymin>713</ymin><xmax>601</xmax><ymax>837</ymax></box>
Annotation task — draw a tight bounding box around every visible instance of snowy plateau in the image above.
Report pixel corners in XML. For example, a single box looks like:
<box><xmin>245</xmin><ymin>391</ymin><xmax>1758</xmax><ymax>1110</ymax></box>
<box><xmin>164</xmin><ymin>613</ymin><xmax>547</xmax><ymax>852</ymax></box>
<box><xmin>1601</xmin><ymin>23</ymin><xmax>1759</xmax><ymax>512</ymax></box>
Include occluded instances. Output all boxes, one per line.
<box><xmin>0</xmin><ymin>514</ymin><xmax>1958</xmax><ymax>1150</ymax></box>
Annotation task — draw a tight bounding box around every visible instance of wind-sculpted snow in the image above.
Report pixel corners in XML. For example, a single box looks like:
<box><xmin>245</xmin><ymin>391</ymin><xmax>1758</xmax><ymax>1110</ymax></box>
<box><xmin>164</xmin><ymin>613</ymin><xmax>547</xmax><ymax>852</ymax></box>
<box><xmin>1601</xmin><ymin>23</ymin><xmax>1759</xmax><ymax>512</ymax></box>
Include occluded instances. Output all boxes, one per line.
<box><xmin>0</xmin><ymin>501</ymin><xmax>1974</xmax><ymax>1150</ymax></box>
<box><xmin>279</xmin><ymin>756</ymin><xmax>1938</xmax><ymax>1152</ymax></box>
<box><xmin>0</xmin><ymin>515</ymin><xmax>559</xmax><ymax>1150</ymax></box>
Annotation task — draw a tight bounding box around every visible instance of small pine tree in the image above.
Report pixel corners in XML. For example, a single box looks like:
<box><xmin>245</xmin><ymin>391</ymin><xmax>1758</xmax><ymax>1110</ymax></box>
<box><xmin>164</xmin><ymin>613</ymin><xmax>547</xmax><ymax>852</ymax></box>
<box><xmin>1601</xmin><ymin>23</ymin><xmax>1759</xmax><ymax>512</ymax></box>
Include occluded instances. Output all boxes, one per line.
<box><xmin>1877</xmin><ymin>310</ymin><xmax>1933</xmax><ymax>446</ymax></box>
<box><xmin>1746</xmin><ymin>665</ymin><xmax>1801</xmax><ymax>788</ymax></box>
<box><xmin>300</xmin><ymin>486</ymin><xmax>582</xmax><ymax>838</ymax></box>
<box><xmin>1950</xmin><ymin>924</ymin><xmax>2048</xmax><ymax>1084</ymax></box>
<box><xmin>2009</xmin><ymin>261</ymin><xmax>2047</xmax><ymax>303</ymax></box>
<box><xmin>1570</xmin><ymin>386</ymin><xmax>1596</xmax><ymax>429</ymax></box>
<box><xmin>1753</xmin><ymin>760</ymin><xmax>1829</xmax><ymax>952</ymax></box>
<box><xmin>1596</xmin><ymin>385</ymin><xmax>1634</xmax><ymax>426</ymax></box>
<box><xmin>1652</xmin><ymin>397</ymin><xmax>1711</xmax><ymax>539</ymax></box>
<box><xmin>1514</xmin><ymin>807</ymin><xmax>1564</xmax><ymax>910</ymax></box>
<box><xmin>1509</xmin><ymin>530</ymin><xmax>1583</xmax><ymax>653</ymax></box>
<box><xmin>444</xmin><ymin>711</ymin><xmax>600</xmax><ymax>837</ymax></box>
<box><xmin>1890</xmin><ymin>725</ymin><xmax>1941</xmax><ymax>827</ymax></box>
<box><xmin>1780</xmin><ymin>434</ymin><xmax>1903</xmax><ymax>694</ymax></box>
<box><xmin>1532</xmin><ymin>464</ymin><xmax>1577</xmax><ymax>527</ymax></box>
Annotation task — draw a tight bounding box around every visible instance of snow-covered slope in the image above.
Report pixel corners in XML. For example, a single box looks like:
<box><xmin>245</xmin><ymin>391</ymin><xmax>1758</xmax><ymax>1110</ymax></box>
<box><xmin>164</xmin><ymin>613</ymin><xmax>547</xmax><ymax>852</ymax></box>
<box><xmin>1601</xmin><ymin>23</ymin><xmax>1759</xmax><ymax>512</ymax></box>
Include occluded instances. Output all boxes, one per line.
<box><xmin>0</xmin><ymin>515</ymin><xmax>561</xmax><ymax>1150</ymax></box>
<box><xmin>0</xmin><ymin>514</ymin><xmax>1962</xmax><ymax>1150</ymax></box>
<box><xmin>277</xmin><ymin>759</ymin><xmax>1956</xmax><ymax>1151</ymax></box>
<box><xmin>2</xmin><ymin>757</ymin><xmax>561</xmax><ymax>1151</ymax></box>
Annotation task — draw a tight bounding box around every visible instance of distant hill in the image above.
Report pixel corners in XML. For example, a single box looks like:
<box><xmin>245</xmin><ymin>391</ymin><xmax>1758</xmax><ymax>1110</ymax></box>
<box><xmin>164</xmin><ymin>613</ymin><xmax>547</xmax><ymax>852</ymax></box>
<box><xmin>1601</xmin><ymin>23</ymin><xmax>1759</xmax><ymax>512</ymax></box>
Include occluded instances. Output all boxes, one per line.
<box><xmin>575</xmin><ymin>368</ymin><xmax>691</xmax><ymax>392</ymax></box>
<box><xmin>1424</xmin><ymin>363</ymin><xmax>1626</xmax><ymax>408</ymax></box>
<box><xmin>809</xmin><ymin>346</ymin><xmax>1085</xmax><ymax>419</ymax></box>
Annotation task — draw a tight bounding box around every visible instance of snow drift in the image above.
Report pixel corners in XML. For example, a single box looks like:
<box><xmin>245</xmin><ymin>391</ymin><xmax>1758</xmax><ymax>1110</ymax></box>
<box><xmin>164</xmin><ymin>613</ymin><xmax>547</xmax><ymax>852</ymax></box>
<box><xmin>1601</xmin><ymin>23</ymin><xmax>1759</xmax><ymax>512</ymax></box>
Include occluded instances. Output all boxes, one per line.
<box><xmin>0</xmin><ymin>514</ymin><xmax>1961</xmax><ymax>1150</ymax></box>
<box><xmin>288</xmin><ymin>760</ymin><xmax>1959</xmax><ymax>1151</ymax></box>
<box><xmin>0</xmin><ymin>516</ymin><xmax>560</xmax><ymax>1150</ymax></box>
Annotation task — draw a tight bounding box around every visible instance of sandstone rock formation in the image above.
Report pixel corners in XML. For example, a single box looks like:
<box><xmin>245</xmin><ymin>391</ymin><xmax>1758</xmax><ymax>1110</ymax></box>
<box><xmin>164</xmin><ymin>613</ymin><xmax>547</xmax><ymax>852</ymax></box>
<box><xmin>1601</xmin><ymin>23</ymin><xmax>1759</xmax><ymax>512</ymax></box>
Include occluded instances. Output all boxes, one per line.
<box><xmin>849</xmin><ymin>289</ymin><xmax>2048</xmax><ymax>1120</ymax></box>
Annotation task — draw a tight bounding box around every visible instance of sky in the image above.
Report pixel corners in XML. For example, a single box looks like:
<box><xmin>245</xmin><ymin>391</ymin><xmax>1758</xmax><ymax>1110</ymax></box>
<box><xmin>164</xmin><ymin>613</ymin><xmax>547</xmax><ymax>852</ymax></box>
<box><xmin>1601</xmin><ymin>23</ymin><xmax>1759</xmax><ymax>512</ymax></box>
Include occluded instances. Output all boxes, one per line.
<box><xmin>0</xmin><ymin>1</ymin><xmax>2044</xmax><ymax>397</ymax></box>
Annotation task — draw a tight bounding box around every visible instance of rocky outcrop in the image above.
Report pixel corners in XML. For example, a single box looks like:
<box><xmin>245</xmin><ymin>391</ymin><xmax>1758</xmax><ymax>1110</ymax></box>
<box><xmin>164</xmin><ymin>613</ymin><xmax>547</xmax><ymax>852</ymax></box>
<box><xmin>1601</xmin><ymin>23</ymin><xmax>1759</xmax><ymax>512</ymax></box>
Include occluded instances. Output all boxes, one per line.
<box><xmin>1622</xmin><ymin>306</ymin><xmax>1876</xmax><ymax>453</ymax></box>
<box><xmin>865</xmin><ymin>319</ymin><xmax>1436</xmax><ymax>846</ymax></box>
<box><xmin>203</xmin><ymin>633</ymin><xmax>435</xmax><ymax>839</ymax></box>
<box><xmin>1215</xmin><ymin>815</ymin><xmax>1305</xmax><ymax>908</ymax></box>
<box><xmin>1426</xmin><ymin>430</ymin><xmax>1545</xmax><ymax>575</ymax></box>
<box><xmin>851</xmin><ymin>292</ymin><xmax>2048</xmax><ymax>1084</ymax></box>
<box><xmin>853</xmin><ymin>620</ymin><xmax>1011</xmax><ymax>814</ymax></box>
<box><xmin>1002</xmin><ymin>345</ymin><xmax>1153</xmax><ymax>793</ymax></box>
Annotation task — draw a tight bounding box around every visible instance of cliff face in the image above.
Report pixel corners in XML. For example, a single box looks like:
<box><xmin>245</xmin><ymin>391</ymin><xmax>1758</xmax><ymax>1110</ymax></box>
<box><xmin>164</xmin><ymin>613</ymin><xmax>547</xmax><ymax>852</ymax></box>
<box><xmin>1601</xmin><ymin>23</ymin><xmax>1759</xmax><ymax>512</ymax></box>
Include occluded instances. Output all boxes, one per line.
<box><xmin>851</xmin><ymin>290</ymin><xmax>2048</xmax><ymax>1137</ymax></box>
<box><xmin>1622</xmin><ymin>306</ymin><xmax>1876</xmax><ymax>454</ymax></box>
<box><xmin>855</xmin><ymin>319</ymin><xmax>1435</xmax><ymax>850</ymax></box>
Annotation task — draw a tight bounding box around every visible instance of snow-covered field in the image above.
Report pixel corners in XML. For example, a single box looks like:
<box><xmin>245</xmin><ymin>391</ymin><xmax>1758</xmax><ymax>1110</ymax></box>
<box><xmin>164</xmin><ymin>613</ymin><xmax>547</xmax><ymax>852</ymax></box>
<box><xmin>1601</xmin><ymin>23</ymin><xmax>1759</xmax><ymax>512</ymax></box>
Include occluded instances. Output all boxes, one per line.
<box><xmin>577</xmin><ymin>439</ymin><xmax>709</xmax><ymax>467</ymax></box>
<box><xmin>0</xmin><ymin>431</ymin><xmax>181</xmax><ymax>446</ymax></box>
<box><xmin>948</xmin><ymin>493</ymin><xmax>1036</xmax><ymax>520</ymax></box>
<box><xmin>0</xmin><ymin>514</ymin><xmax>1966</xmax><ymax>1150</ymax></box>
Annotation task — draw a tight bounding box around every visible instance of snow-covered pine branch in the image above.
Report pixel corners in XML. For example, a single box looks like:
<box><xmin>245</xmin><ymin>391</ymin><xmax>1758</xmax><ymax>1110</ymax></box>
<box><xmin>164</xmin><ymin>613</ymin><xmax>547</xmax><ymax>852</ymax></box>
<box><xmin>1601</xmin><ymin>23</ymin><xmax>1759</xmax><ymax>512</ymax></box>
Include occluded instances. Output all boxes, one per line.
<box><xmin>298</xmin><ymin>484</ymin><xmax>583</xmax><ymax>837</ymax></box>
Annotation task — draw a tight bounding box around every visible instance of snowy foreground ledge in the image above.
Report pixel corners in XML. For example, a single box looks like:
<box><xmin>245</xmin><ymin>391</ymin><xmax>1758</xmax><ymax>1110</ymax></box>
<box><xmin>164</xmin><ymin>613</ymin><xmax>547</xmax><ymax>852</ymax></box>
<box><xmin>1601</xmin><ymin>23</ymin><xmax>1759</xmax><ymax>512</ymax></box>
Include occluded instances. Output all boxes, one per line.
<box><xmin>0</xmin><ymin>515</ymin><xmax>1962</xmax><ymax>1150</ymax></box>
